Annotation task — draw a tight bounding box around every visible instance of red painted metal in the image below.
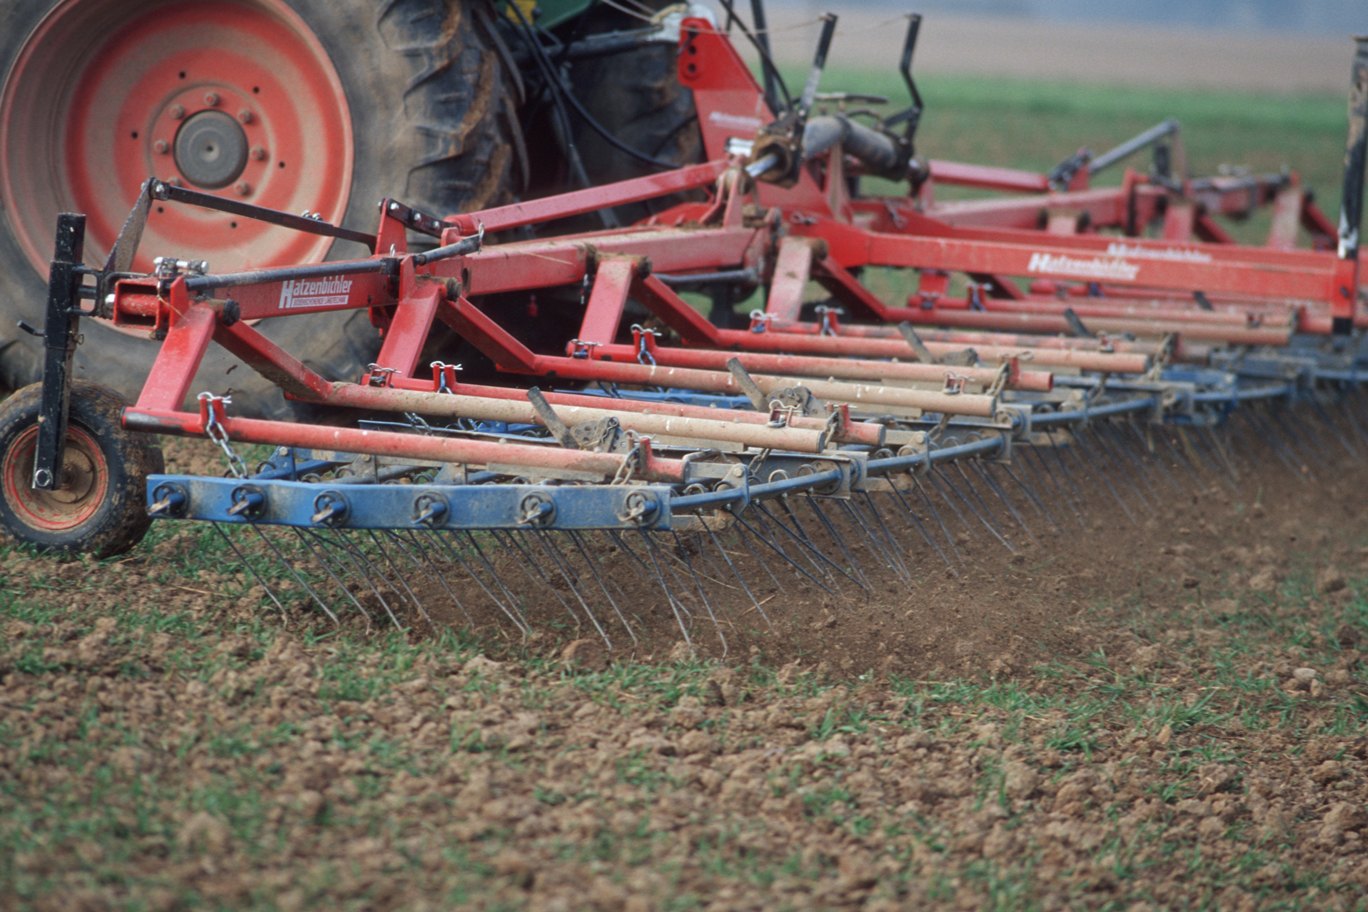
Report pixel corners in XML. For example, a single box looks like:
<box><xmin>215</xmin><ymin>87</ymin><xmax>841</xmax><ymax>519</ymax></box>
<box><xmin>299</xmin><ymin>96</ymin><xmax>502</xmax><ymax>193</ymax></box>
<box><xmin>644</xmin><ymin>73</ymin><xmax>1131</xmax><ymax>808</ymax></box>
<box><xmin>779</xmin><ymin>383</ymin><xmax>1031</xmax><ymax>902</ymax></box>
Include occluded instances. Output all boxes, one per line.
<box><xmin>77</xmin><ymin>15</ymin><xmax>1360</xmax><ymax>492</ymax></box>
<box><xmin>443</xmin><ymin>161</ymin><xmax>729</xmax><ymax>236</ymax></box>
<box><xmin>380</xmin><ymin>374</ymin><xmax>887</xmax><ymax>448</ymax></box>
<box><xmin>585</xmin><ymin>338</ymin><xmax>1053</xmax><ymax>393</ymax></box>
<box><xmin>900</xmin><ymin>306</ymin><xmax>1294</xmax><ymax>347</ymax></box>
<box><xmin>125</xmin><ymin>406</ymin><xmax>693</xmax><ymax>483</ymax></box>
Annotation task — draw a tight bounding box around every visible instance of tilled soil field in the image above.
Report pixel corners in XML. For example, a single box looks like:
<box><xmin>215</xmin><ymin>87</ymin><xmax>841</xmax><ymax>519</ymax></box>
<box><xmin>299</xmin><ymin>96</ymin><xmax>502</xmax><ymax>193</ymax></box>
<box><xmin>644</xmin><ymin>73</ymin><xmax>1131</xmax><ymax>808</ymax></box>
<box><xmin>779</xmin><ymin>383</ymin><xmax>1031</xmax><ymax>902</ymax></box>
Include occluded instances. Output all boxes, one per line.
<box><xmin>4</xmin><ymin>420</ymin><xmax>1368</xmax><ymax>909</ymax></box>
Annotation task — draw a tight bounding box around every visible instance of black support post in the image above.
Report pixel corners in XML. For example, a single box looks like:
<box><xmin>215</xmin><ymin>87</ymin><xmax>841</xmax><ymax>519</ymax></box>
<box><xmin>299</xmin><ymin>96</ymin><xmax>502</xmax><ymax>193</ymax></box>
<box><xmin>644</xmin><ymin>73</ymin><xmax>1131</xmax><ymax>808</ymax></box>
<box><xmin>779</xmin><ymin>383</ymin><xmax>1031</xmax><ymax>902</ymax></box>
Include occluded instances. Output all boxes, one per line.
<box><xmin>32</xmin><ymin>214</ymin><xmax>86</xmax><ymax>491</ymax></box>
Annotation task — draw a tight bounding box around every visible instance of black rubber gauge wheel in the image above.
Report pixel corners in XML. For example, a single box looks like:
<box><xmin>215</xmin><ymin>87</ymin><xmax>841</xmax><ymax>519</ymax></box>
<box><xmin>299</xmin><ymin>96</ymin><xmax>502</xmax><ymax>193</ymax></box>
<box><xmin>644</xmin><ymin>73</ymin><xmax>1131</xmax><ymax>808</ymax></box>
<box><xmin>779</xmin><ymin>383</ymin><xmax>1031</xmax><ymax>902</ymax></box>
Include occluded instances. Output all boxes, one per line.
<box><xmin>0</xmin><ymin>381</ymin><xmax>164</xmax><ymax>557</ymax></box>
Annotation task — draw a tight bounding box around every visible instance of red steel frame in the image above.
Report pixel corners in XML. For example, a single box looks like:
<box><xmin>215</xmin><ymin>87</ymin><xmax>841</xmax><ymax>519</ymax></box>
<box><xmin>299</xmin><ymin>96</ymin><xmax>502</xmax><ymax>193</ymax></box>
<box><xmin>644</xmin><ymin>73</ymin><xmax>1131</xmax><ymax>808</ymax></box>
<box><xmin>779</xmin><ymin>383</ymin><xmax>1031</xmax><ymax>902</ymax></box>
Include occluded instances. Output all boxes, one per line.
<box><xmin>106</xmin><ymin>19</ymin><xmax>1359</xmax><ymax>472</ymax></box>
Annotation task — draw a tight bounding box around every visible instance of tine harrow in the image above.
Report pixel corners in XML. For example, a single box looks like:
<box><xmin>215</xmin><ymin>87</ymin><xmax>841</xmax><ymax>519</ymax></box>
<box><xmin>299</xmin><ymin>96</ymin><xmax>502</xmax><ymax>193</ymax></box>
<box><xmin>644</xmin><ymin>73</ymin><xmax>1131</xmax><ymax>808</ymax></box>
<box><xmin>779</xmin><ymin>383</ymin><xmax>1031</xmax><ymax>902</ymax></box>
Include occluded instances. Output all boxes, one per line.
<box><xmin>3</xmin><ymin>15</ymin><xmax>1367</xmax><ymax>657</ymax></box>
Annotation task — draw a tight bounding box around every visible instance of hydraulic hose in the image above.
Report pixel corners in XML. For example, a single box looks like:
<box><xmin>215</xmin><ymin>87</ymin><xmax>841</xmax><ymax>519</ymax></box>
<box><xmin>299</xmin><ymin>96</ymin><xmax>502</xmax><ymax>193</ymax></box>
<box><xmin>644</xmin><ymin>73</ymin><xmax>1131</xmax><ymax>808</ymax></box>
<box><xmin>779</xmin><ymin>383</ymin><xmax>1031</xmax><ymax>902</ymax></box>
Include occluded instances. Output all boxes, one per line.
<box><xmin>801</xmin><ymin>115</ymin><xmax>906</xmax><ymax>179</ymax></box>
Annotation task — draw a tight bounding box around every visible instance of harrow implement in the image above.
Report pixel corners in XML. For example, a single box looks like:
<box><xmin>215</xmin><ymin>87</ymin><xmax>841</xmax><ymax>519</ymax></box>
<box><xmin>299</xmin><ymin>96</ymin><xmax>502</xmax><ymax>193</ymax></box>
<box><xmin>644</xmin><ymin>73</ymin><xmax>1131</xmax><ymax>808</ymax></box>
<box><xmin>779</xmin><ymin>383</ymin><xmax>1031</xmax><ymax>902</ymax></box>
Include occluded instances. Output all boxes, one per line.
<box><xmin>1</xmin><ymin>15</ymin><xmax>1366</xmax><ymax>654</ymax></box>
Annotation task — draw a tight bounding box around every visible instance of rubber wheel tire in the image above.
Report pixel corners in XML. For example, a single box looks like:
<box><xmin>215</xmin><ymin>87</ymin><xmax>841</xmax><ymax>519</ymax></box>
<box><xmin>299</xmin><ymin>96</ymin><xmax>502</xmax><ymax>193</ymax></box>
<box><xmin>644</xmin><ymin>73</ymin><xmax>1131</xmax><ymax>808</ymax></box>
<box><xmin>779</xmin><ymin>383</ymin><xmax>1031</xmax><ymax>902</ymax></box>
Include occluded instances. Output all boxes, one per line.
<box><xmin>0</xmin><ymin>381</ymin><xmax>164</xmax><ymax>558</ymax></box>
<box><xmin>0</xmin><ymin>0</ymin><xmax>520</xmax><ymax>419</ymax></box>
<box><xmin>566</xmin><ymin>2</ymin><xmax>704</xmax><ymax>223</ymax></box>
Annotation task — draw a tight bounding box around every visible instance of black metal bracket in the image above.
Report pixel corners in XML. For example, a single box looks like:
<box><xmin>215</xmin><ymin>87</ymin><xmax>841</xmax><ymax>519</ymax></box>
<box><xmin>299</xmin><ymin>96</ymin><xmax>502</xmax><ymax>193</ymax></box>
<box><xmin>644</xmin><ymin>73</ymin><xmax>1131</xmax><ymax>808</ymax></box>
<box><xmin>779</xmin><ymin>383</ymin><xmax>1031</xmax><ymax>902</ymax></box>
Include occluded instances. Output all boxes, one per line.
<box><xmin>881</xmin><ymin>15</ymin><xmax>924</xmax><ymax>149</ymax></box>
<box><xmin>32</xmin><ymin>214</ymin><xmax>88</xmax><ymax>492</ymax></box>
<box><xmin>149</xmin><ymin>178</ymin><xmax>378</xmax><ymax>250</ymax></box>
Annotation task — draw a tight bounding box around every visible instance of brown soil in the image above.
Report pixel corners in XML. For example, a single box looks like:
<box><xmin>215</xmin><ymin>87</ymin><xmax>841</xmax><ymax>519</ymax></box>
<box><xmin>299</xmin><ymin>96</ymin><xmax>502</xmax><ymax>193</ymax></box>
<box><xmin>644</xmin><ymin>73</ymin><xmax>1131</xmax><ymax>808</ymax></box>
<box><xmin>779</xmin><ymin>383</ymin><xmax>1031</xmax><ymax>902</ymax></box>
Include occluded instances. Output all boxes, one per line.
<box><xmin>4</xmin><ymin>409</ymin><xmax>1368</xmax><ymax>909</ymax></box>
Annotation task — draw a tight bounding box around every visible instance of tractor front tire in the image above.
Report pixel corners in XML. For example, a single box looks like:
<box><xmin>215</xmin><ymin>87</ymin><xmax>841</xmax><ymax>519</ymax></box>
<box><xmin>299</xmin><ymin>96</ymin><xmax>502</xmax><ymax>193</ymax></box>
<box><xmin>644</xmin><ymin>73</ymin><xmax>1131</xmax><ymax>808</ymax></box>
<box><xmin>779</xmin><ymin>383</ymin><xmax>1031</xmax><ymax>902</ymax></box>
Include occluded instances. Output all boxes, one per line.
<box><xmin>0</xmin><ymin>382</ymin><xmax>164</xmax><ymax>558</ymax></box>
<box><xmin>0</xmin><ymin>0</ymin><xmax>520</xmax><ymax>418</ymax></box>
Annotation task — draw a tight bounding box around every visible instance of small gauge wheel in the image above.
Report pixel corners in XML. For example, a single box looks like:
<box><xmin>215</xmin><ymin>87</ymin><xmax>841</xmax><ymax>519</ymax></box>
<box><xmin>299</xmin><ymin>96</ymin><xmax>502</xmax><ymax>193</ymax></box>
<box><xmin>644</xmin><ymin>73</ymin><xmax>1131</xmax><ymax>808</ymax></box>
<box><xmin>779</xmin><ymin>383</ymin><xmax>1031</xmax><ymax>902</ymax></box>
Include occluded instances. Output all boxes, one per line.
<box><xmin>0</xmin><ymin>380</ymin><xmax>163</xmax><ymax>557</ymax></box>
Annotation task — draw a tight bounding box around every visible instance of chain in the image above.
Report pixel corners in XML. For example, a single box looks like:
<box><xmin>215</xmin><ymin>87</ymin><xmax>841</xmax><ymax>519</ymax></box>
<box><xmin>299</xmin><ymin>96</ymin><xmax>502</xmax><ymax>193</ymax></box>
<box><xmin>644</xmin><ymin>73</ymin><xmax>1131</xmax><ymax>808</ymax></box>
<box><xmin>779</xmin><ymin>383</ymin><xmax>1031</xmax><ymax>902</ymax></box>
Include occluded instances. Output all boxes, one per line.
<box><xmin>611</xmin><ymin>435</ymin><xmax>642</xmax><ymax>485</ymax></box>
<box><xmin>198</xmin><ymin>392</ymin><xmax>247</xmax><ymax>479</ymax></box>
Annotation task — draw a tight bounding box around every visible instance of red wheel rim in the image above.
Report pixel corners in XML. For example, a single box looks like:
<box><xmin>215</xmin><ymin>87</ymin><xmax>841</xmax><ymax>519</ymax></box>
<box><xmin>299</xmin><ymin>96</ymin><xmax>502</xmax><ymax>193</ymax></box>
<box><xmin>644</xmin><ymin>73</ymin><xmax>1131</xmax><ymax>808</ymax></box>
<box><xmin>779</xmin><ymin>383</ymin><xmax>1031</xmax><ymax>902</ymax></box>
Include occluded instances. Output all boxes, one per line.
<box><xmin>1</xmin><ymin>0</ymin><xmax>353</xmax><ymax>284</ymax></box>
<box><xmin>2</xmin><ymin>425</ymin><xmax>109</xmax><ymax>532</ymax></box>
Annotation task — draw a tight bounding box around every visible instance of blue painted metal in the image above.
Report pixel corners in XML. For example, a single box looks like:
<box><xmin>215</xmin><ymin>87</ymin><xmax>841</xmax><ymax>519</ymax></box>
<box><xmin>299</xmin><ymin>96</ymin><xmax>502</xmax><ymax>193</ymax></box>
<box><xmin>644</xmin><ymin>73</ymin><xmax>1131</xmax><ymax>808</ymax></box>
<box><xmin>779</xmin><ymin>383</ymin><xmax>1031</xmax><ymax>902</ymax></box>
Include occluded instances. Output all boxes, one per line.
<box><xmin>146</xmin><ymin>476</ymin><xmax>675</xmax><ymax>531</ymax></box>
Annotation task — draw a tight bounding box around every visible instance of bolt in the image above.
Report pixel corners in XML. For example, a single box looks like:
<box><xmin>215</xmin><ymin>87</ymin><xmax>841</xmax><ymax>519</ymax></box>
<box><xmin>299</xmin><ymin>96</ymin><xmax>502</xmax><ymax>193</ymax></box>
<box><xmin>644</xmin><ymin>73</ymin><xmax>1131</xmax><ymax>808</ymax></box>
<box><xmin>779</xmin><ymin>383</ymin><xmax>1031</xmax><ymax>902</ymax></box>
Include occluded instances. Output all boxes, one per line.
<box><xmin>204</xmin><ymin>92</ymin><xmax>219</xmax><ymax>106</ymax></box>
<box><xmin>250</xmin><ymin>145</ymin><xmax>266</xmax><ymax>161</ymax></box>
<box><xmin>238</xmin><ymin>109</ymin><xmax>252</xmax><ymax>124</ymax></box>
<box><xmin>169</xmin><ymin>104</ymin><xmax>185</xmax><ymax>120</ymax></box>
<box><xmin>234</xmin><ymin>181</ymin><xmax>250</xmax><ymax>196</ymax></box>
<box><xmin>153</xmin><ymin>139</ymin><xmax>169</xmax><ymax>154</ymax></box>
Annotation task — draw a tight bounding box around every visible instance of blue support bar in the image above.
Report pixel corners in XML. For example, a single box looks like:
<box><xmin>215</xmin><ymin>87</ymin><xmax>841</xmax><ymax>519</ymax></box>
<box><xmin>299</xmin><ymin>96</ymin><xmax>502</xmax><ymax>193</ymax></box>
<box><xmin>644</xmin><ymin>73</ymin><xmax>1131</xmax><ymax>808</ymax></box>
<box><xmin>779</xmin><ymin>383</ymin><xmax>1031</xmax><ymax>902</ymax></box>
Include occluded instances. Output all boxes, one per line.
<box><xmin>147</xmin><ymin>476</ymin><xmax>675</xmax><ymax>531</ymax></box>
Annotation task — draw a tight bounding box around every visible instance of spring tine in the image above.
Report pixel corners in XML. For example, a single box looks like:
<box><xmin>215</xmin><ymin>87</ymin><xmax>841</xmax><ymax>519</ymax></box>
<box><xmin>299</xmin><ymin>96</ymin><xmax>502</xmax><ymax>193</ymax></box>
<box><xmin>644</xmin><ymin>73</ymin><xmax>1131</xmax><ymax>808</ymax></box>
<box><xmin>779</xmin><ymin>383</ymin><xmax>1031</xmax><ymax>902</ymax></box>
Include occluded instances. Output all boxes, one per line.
<box><xmin>378</xmin><ymin>531</ymin><xmax>438</xmax><ymax>626</ymax></box>
<box><xmin>996</xmin><ymin>459</ymin><xmax>1060</xmax><ymax>532</ymax></box>
<box><xmin>734</xmin><ymin>512</ymin><xmax>838</xmax><ymax>597</ymax></box>
<box><xmin>701</xmin><ymin>519</ymin><xmax>775</xmax><ymax>632</ymax></box>
<box><xmin>760</xmin><ymin>498</ymin><xmax>839</xmax><ymax>589</ymax></box>
<box><xmin>566</xmin><ymin>530</ymin><xmax>638</xmax><ymax>649</ymax></box>
<box><xmin>1155</xmin><ymin>425</ymin><xmax>1205</xmax><ymax>490</ymax></box>
<box><xmin>1081</xmin><ymin>426</ymin><xmax>1152</xmax><ymax>515</ymax></box>
<box><xmin>1334</xmin><ymin>385</ymin><xmax>1368</xmax><ymax>444</ymax></box>
<box><xmin>462</xmin><ymin>532</ymin><xmax>534</xmax><ymax>628</ymax></box>
<box><xmin>752</xmin><ymin>501</ymin><xmax>839</xmax><ymax>590</ymax></box>
<box><xmin>844</xmin><ymin>495</ymin><xmax>911</xmax><ymax>584</ymax></box>
<box><xmin>210</xmin><ymin>523</ymin><xmax>290</xmax><ymax>622</ymax></box>
<box><xmin>290</xmin><ymin>528</ymin><xmax>373</xmax><ymax>623</ymax></box>
<box><xmin>583</xmin><ymin>530</ymin><xmax>637</xmax><ymax>603</ymax></box>
<box><xmin>767</xmin><ymin>499</ymin><xmax>865</xmax><ymax>592</ymax></box>
<box><xmin>744</xmin><ymin>502</ymin><xmax>799</xmax><ymax>576</ymax></box>
<box><xmin>670</xmin><ymin>530</ymin><xmax>728</xmax><ymax>654</ymax></box>
<box><xmin>1040</xmin><ymin>430</ymin><xmax>1092</xmax><ymax>522</ymax></box>
<box><xmin>1172</xmin><ymin>422</ymin><xmax>1217</xmax><ymax>481</ymax></box>
<box><xmin>886</xmin><ymin>483</ymin><xmax>956</xmax><ymax>570</ymax></box>
<box><xmin>407</xmin><ymin>530</ymin><xmax>476</xmax><ymax>627</ymax></box>
<box><xmin>492</xmin><ymin>530</ymin><xmax>575</xmax><ymax>618</ymax></box>
<box><xmin>1237</xmin><ymin>403</ymin><xmax>1303</xmax><ymax>479</ymax></box>
<box><xmin>971</xmin><ymin>460</ymin><xmax>1037</xmax><ymax>545</ymax></box>
<box><xmin>804</xmin><ymin>496</ymin><xmax>874</xmax><ymax>590</ymax></box>
<box><xmin>637</xmin><ymin>530</ymin><xmax>696</xmax><ymax>653</ymax></box>
<box><xmin>860</xmin><ymin>493</ymin><xmax>916</xmax><ymax>580</ymax></box>
<box><xmin>365</xmin><ymin>530</ymin><xmax>423</xmax><ymax>611</ymax></box>
<box><xmin>1131</xmin><ymin>422</ymin><xmax>1185</xmax><ymax>494</ymax></box>
<box><xmin>433</xmin><ymin>533</ymin><xmax>530</xmax><ymax>640</ymax></box>
<box><xmin>343</xmin><ymin>531</ymin><xmax>413</xmax><ymax>626</ymax></box>
<box><xmin>242</xmin><ymin>525</ymin><xmax>340</xmax><ymax>624</ymax></box>
<box><xmin>533</xmin><ymin>530</ymin><xmax>613</xmax><ymax>648</ymax></box>
<box><xmin>306</xmin><ymin>529</ymin><xmax>398</xmax><ymax>627</ymax></box>
<box><xmin>1263</xmin><ymin>399</ymin><xmax>1319</xmax><ymax>467</ymax></box>
<box><xmin>1022</xmin><ymin>441</ymin><xmax>1085</xmax><ymax>527</ymax></box>
<box><xmin>911</xmin><ymin>476</ymin><xmax>967</xmax><ymax>567</ymax></box>
<box><xmin>1099</xmin><ymin>422</ymin><xmax>1161</xmax><ymax>501</ymax></box>
<box><xmin>955</xmin><ymin>460</ymin><xmax>1016</xmax><ymax>536</ymax></box>
<box><xmin>1313</xmin><ymin>395</ymin><xmax>1366</xmax><ymax>463</ymax></box>
<box><xmin>324</xmin><ymin>531</ymin><xmax>406</xmax><ymax>629</ymax></box>
<box><xmin>931</xmin><ymin>466</ymin><xmax>1014</xmax><ymax>552</ymax></box>
<box><xmin>728</xmin><ymin>518</ymin><xmax>790</xmax><ymax>593</ymax></box>
<box><xmin>1063</xmin><ymin>429</ymin><xmax>1136</xmax><ymax>524</ymax></box>
<box><xmin>923</xmin><ymin>470</ymin><xmax>975</xmax><ymax>539</ymax></box>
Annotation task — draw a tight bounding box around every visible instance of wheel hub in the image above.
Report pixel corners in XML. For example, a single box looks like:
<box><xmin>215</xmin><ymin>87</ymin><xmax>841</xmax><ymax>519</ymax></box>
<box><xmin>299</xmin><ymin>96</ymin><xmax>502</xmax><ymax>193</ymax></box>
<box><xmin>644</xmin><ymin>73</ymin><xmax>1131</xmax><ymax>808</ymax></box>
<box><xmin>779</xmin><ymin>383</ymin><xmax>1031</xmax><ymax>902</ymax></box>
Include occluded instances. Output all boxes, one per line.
<box><xmin>174</xmin><ymin>110</ymin><xmax>249</xmax><ymax>189</ymax></box>
<box><xmin>1</xmin><ymin>0</ymin><xmax>353</xmax><ymax>279</ymax></box>
<box><xmin>3</xmin><ymin>425</ymin><xmax>106</xmax><ymax>530</ymax></box>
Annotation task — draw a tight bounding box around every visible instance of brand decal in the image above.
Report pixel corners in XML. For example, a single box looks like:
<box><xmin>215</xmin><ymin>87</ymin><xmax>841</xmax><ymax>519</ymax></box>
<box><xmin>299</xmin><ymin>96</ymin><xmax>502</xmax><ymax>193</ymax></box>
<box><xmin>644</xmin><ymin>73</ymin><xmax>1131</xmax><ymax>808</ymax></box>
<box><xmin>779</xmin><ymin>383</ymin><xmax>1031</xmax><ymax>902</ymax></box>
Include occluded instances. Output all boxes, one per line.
<box><xmin>1105</xmin><ymin>242</ymin><xmax>1212</xmax><ymax>263</ymax></box>
<box><xmin>1027</xmin><ymin>252</ymin><xmax>1139</xmax><ymax>282</ymax></box>
<box><xmin>279</xmin><ymin>276</ymin><xmax>353</xmax><ymax>310</ymax></box>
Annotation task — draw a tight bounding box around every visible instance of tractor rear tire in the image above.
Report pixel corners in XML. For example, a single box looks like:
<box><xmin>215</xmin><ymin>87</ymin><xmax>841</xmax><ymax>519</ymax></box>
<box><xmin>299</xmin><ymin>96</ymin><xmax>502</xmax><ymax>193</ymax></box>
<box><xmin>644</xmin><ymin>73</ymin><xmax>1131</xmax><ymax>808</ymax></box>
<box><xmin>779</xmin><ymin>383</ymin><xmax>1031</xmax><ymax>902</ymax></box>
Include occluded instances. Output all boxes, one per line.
<box><xmin>567</xmin><ymin>2</ymin><xmax>704</xmax><ymax>224</ymax></box>
<box><xmin>0</xmin><ymin>0</ymin><xmax>520</xmax><ymax>419</ymax></box>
